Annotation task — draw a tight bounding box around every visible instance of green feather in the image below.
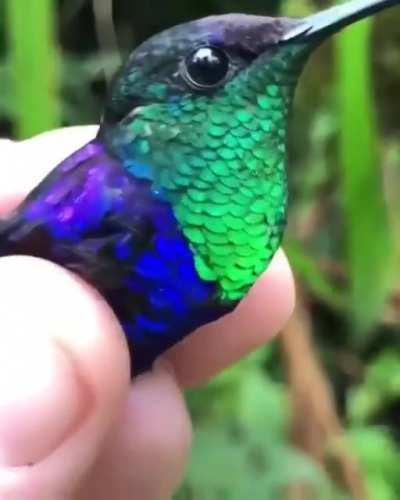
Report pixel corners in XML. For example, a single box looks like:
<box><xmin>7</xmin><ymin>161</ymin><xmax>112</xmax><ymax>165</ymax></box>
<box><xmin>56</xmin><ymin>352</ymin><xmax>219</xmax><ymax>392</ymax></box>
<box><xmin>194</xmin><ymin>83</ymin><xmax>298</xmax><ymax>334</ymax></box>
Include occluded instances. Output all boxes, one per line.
<box><xmin>107</xmin><ymin>44</ymin><xmax>309</xmax><ymax>301</ymax></box>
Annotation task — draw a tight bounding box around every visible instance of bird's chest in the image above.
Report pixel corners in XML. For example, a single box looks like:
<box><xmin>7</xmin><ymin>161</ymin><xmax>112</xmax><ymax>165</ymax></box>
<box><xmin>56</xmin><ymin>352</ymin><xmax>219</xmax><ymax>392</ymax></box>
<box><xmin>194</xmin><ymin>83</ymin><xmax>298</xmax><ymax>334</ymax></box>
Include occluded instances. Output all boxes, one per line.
<box><xmin>172</xmin><ymin>171</ymin><xmax>287</xmax><ymax>302</ymax></box>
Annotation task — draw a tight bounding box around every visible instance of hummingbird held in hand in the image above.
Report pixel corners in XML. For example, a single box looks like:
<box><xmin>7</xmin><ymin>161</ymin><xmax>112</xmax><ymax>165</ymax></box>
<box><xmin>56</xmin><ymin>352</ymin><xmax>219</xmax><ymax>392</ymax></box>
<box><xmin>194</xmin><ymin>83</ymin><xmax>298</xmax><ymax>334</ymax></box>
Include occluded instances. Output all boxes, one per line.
<box><xmin>1</xmin><ymin>0</ymin><xmax>398</xmax><ymax>374</ymax></box>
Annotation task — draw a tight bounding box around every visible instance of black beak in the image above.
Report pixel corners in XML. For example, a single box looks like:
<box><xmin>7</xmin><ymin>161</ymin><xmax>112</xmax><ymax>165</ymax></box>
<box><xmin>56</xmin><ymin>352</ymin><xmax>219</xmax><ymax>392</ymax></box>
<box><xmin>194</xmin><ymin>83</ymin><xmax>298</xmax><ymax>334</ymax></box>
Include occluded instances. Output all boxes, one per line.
<box><xmin>284</xmin><ymin>0</ymin><xmax>399</xmax><ymax>42</ymax></box>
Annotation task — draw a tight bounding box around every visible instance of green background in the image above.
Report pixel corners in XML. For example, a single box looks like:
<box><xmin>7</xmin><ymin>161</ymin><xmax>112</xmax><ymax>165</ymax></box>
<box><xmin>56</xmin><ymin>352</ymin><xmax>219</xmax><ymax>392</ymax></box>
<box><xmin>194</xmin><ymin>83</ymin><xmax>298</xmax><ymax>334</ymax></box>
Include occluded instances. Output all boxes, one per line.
<box><xmin>1</xmin><ymin>1</ymin><xmax>400</xmax><ymax>498</ymax></box>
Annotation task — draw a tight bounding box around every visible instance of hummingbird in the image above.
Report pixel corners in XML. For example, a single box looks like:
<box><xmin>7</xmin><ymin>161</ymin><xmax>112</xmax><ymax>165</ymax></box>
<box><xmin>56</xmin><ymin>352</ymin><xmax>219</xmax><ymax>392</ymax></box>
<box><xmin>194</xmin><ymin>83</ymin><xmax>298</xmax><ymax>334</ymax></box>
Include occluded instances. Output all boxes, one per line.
<box><xmin>1</xmin><ymin>0</ymin><xmax>398</xmax><ymax>374</ymax></box>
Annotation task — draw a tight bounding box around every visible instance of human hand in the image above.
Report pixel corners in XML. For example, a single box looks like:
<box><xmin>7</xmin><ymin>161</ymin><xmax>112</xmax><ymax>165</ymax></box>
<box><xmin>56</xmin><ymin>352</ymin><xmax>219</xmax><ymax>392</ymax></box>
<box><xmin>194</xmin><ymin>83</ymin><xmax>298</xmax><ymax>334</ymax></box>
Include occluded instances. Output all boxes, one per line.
<box><xmin>0</xmin><ymin>127</ymin><xmax>295</xmax><ymax>500</ymax></box>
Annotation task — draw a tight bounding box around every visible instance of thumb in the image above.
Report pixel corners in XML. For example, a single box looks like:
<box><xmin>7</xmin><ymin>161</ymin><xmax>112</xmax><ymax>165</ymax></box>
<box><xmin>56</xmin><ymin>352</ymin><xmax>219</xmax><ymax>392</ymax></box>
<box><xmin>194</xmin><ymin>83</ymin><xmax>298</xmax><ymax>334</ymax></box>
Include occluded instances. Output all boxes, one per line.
<box><xmin>0</xmin><ymin>256</ymin><xmax>130</xmax><ymax>500</ymax></box>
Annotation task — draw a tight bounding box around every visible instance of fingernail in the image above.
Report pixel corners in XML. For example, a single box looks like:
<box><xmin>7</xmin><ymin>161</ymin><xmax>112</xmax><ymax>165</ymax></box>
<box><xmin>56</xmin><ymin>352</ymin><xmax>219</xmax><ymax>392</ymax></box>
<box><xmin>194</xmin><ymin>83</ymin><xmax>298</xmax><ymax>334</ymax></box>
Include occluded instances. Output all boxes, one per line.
<box><xmin>0</xmin><ymin>335</ymin><xmax>85</xmax><ymax>467</ymax></box>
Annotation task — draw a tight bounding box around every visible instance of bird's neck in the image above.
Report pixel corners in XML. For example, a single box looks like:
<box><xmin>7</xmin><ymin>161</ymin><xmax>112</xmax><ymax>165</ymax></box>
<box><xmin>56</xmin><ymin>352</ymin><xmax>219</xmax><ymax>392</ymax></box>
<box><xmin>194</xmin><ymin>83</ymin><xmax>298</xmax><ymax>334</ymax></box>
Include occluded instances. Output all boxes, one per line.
<box><xmin>178</xmin><ymin>86</ymin><xmax>290</xmax><ymax>301</ymax></box>
<box><xmin>101</xmin><ymin>45</ymin><xmax>312</xmax><ymax>300</ymax></box>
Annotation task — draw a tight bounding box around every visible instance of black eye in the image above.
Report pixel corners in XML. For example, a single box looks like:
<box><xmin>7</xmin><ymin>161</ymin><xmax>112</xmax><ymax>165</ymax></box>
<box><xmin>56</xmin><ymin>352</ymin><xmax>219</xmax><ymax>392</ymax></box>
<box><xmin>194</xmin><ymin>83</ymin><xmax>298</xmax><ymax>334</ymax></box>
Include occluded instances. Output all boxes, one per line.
<box><xmin>183</xmin><ymin>46</ymin><xmax>230</xmax><ymax>90</ymax></box>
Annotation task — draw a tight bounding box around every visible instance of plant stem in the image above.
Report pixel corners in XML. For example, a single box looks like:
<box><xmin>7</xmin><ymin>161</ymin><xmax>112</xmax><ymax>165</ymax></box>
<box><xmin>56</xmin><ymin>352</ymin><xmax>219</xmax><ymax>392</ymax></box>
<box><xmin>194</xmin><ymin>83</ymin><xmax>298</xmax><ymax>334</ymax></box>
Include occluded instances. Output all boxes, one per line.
<box><xmin>6</xmin><ymin>0</ymin><xmax>61</xmax><ymax>138</ymax></box>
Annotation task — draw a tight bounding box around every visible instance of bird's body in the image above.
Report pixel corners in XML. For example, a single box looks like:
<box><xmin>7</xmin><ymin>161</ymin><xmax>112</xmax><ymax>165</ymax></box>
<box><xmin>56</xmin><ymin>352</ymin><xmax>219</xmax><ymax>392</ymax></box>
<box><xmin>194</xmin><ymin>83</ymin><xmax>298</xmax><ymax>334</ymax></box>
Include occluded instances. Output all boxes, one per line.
<box><xmin>0</xmin><ymin>140</ymin><xmax>227</xmax><ymax>372</ymax></box>
<box><xmin>0</xmin><ymin>59</ymin><xmax>291</xmax><ymax>372</ymax></box>
<box><xmin>1</xmin><ymin>0</ymin><xmax>398</xmax><ymax>374</ymax></box>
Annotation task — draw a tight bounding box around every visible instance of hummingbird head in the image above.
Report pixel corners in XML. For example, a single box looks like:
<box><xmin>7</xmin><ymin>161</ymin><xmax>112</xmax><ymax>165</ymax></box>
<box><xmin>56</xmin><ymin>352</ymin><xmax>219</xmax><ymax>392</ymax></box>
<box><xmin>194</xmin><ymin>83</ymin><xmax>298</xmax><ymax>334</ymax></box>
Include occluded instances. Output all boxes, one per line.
<box><xmin>101</xmin><ymin>14</ymin><xmax>305</xmax><ymax>126</ymax></box>
<box><xmin>101</xmin><ymin>0</ymin><xmax>398</xmax><ymax>301</ymax></box>
<box><xmin>102</xmin><ymin>0</ymin><xmax>397</xmax><ymax>126</ymax></box>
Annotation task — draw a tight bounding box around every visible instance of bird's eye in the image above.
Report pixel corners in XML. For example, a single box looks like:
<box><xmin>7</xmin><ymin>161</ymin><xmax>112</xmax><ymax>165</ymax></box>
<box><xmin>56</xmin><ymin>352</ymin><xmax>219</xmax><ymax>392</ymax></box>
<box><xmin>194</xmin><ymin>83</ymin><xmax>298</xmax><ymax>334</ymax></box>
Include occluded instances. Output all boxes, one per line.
<box><xmin>182</xmin><ymin>46</ymin><xmax>230</xmax><ymax>90</ymax></box>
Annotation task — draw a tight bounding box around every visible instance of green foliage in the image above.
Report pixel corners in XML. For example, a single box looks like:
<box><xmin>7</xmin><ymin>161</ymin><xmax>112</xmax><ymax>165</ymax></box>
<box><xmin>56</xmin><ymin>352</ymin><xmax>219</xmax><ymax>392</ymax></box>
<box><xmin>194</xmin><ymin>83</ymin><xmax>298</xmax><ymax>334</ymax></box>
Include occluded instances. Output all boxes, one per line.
<box><xmin>348</xmin><ymin>350</ymin><xmax>400</xmax><ymax>424</ymax></box>
<box><xmin>5</xmin><ymin>0</ymin><xmax>61</xmax><ymax>138</ymax></box>
<box><xmin>335</xmin><ymin>20</ymin><xmax>394</xmax><ymax>335</ymax></box>
<box><xmin>345</xmin><ymin>351</ymin><xmax>400</xmax><ymax>499</ymax></box>
<box><xmin>0</xmin><ymin>53</ymin><xmax>120</xmax><ymax>131</ymax></box>
<box><xmin>285</xmin><ymin>238</ymin><xmax>346</xmax><ymax>310</ymax></box>
<box><xmin>177</xmin><ymin>355</ymin><xmax>345</xmax><ymax>500</ymax></box>
<box><xmin>348</xmin><ymin>427</ymin><xmax>400</xmax><ymax>499</ymax></box>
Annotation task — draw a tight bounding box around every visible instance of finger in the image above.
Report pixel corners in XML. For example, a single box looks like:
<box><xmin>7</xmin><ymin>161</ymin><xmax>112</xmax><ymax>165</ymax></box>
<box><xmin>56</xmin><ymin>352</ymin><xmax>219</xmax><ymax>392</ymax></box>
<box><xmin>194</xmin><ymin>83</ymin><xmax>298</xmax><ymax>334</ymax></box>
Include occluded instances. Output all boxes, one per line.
<box><xmin>77</xmin><ymin>362</ymin><xmax>191</xmax><ymax>500</ymax></box>
<box><xmin>0</xmin><ymin>126</ymin><xmax>98</xmax><ymax>215</ymax></box>
<box><xmin>165</xmin><ymin>249</ymin><xmax>295</xmax><ymax>388</ymax></box>
<box><xmin>0</xmin><ymin>256</ymin><xmax>130</xmax><ymax>499</ymax></box>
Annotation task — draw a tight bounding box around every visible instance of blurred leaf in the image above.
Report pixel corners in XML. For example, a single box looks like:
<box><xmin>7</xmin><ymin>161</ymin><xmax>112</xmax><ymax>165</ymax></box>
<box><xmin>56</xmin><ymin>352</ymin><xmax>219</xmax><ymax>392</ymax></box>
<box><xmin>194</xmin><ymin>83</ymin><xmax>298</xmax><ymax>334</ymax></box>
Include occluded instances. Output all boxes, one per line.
<box><xmin>180</xmin><ymin>406</ymin><xmax>340</xmax><ymax>500</ymax></box>
<box><xmin>186</xmin><ymin>351</ymin><xmax>268</xmax><ymax>424</ymax></box>
<box><xmin>237</xmin><ymin>370</ymin><xmax>288</xmax><ymax>435</ymax></box>
<box><xmin>281</xmin><ymin>0</ymin><xmax>315</xmax><ymax>17</ymax></box>
<box><xmin>348</xmin><ymin>350</ymin><xmax>400</xmax><ymax>423</ymax></box>
<box><xmin>334</xmin><ymin>19</ymin><xmax>394</xmax><ymax>335</ymax></box>
<box><xmin>181</xmin><ymin>354</ymin><xmax>345</xmax><ymax>500</ymax></box>
<box><xmin>0</xmin><ymin>62</ymin><xmax>14</xmax><ymax>118</ymax></box>
<box><xmin>0</xmin><ymin>52</ymin><xmax>121</xmax><ymax>129</ymax></box>
<box><xmin>60</xmin><ymin>53</ymin><xmax>120</xmax><ymax>125</ymax></box>
<box><xmin>348</xmin><ymin>427</ymin><xmax>400</xmax><ymax>498</ymax></box>
<box><xmin>285</xmin><ymin>238</ymin><xmax>346</xmax><ymax>310</ymax></box>
<box><xmin>6</xmin><ymin>0</ymin><xmax>61</xmax><ymax>138</ymax></box>
<box><xmin>383</xmin><ymin>140</ymin><xmax>400</xmax><ymax>274</ymax></box>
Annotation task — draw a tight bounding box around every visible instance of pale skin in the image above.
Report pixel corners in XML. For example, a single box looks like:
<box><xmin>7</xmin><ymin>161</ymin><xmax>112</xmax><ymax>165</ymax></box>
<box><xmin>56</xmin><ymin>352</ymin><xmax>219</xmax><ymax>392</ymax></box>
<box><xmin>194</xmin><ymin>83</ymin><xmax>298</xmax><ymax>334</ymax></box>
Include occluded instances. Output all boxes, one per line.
<box><xmin>0</xmin><ymin>127</ymin><xmax>295</xmax><ymax>500</ymax></box>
